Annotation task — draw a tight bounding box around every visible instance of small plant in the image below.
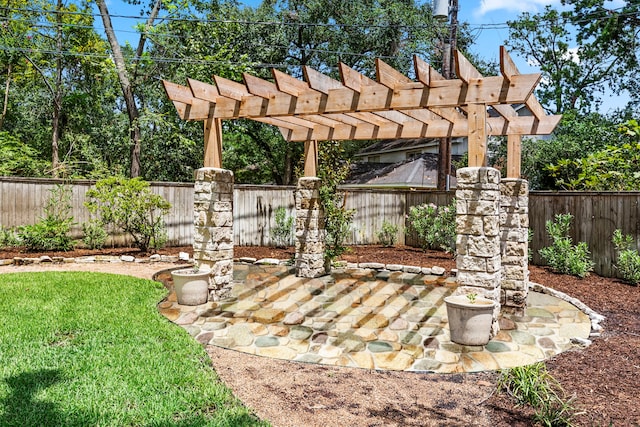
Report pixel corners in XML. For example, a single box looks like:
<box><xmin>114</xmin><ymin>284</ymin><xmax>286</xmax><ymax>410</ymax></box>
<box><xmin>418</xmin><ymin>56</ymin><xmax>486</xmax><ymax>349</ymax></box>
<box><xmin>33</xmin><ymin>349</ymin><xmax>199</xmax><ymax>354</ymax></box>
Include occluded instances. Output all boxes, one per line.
<box><xmin>466</xmin><ymin>293</ymin><xmax>478</xmax><ymax>304</ymax></box>
<box><xmin>18</xmin><ymin>184</ymin><xmax>75</xmax><ymax>251</ymax></box>
<box><xmin>498</xmin><ymin>362</ymin><xmax>578</xmax><ymax>427</ymax></box>
<box><xmin>377</xmin><ymin>220</ymin><xmax>399</xmax><ymax>247</ymax></box>
<box><xmin>0</xmin><ymin>225</ymin><xmax>21</xmax><ymax>248</ymax></box>
<box><xmin>85</xmin><ymin>177</ymin><xmax>171</xmax><ymax>252</ymax></box>
<box><xmin>612</xmin><ymin>229</ymin><xmax>640</xmax><ymax>285</ymax></box>
<box><xmin>270</xmin><ymin>206</ymin><xmax>294</xmax><ymax>248</ymax></box>
<box><xmin>407</xmin><ymin>198</ymin><xmax>456</xmax><ymax>253</ymax></box>
<box><xmin>82</xmin><ymin>219</ymin><xmax>108</xmax><ymax>250</ymax></box>
<box><xmin>538</xmin><ymin>213</ymin><xmax>593</xmax><ymax>278</ymax></box>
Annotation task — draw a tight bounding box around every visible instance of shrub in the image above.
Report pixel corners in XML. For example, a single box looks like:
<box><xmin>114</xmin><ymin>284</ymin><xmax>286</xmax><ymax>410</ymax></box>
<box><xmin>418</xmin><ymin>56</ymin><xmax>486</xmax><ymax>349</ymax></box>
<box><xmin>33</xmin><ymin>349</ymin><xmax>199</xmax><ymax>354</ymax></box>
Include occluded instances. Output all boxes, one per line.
<box><xmin>407</xmin><ymin>199</ymin><xmax>456</xmax><ymax>253</ymax></box>
<box><xmin>270</xmin><ymin>207</ymin><xmax>294</xmax><ymax>248</ymax></box>
<box><xmin>18</xmin><ymin>185</ymin><xmax>75</xmax><ymax>251</ymax></box>
<box><xmin>377</xmin><ymin>220</ymin><xmax>399</xmax><ymax>247</ymax></box>
<box><xmin>82</xmin><ymin>219</ymin><xmax>108</xmax><ymax>250</ymax></box>
<box><xmin>612</xmin><ymin>229</ymin><xmax>640</xmax><ymax>285</ymax></box>
<box><xmin>538</xmin><ymin>213</ymin><xmax>593</xmax><ymax>278</ymax></box>
<box><xmin>498</xmin><ymin>362</ymin><xmax>578</xmax><ymax>427</ymax></box>
<box><xmin>0</xmin><ymin>226</ymin><xmax>21</xmax><ymax>248</ymax></box>
<box><xmin>85</xmin><ymin>177</ymin><xmax>171</xmax><ymax>252</ymax></box>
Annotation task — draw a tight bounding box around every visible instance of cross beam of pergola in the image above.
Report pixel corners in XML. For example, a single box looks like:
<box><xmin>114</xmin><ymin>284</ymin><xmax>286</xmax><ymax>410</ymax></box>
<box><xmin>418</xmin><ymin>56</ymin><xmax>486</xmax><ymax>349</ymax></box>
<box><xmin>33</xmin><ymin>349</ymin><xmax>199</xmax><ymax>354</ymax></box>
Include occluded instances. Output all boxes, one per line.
<box><xmin>162</xmin><ymin>47</ymin><xmax>561</xmax><ymax>178</ymax></box>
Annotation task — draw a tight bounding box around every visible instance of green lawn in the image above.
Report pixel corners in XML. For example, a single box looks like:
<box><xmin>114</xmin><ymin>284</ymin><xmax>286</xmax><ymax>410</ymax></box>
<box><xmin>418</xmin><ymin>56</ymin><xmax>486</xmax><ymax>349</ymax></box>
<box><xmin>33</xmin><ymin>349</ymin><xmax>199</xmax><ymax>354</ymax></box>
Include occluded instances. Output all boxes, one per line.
<box><xmin>0</xmin><ymin>271</ymin><xmax>268</xmax><ymax>427</ymax></box>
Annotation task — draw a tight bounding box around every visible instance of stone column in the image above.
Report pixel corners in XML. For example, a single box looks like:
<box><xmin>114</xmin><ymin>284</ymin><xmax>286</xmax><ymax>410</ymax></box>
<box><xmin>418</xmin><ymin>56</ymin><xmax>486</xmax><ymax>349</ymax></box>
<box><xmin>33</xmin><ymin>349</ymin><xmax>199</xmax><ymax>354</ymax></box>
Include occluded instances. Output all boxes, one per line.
<box><xmin>500</xmin><ymin>178</ymin><xmax>529</xmax><ymax>316</ymax></box>
<box><xmin>295</xmin><ymin>177</ymin><xmax>326</xmax><ymax>278</ymax></box>
<box><xmin>193</xmin><ymin>168</ymin><xmax>234</xmax><ymax>301</ymax></box>
<box><xmin>455</xmin><ymin>167</ymin><xmax>502</xmax><ymax>335</ymax></box>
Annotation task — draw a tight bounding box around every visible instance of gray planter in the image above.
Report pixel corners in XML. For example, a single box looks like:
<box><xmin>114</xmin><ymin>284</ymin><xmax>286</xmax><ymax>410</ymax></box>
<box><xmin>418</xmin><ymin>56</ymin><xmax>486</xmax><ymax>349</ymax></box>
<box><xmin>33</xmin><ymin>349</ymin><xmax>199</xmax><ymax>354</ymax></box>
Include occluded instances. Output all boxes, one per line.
<box><xmin>171</xmin><ymin>268</ymin><xmax>210</xmax><ymax>305</ymax></box>
<box><xmin>444</xmin><ymin>295</ymin><xmax>496</xmax><ymax>346</ymax></box>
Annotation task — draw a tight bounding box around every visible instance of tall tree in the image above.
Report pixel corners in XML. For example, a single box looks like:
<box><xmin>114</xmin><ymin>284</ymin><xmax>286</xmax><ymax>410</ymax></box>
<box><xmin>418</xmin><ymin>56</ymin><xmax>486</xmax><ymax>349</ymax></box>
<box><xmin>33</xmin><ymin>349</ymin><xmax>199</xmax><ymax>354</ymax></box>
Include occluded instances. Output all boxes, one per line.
<box><xmin>95</xmin><ymin>0</ymin><xmax>162</xmax><ymax>177</ymax></box>
<box><xmin>506</xmin><ymin>4</ymin><xmax>638</xmax><ymax>114</ymax></box>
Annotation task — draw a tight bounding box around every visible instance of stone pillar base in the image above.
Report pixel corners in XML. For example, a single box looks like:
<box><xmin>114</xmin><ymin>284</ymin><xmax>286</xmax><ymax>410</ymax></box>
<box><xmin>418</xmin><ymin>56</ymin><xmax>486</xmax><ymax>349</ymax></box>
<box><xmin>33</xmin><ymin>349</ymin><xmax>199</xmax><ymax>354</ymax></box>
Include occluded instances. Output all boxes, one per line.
<box><xmin>500</xmin><ymin>178</ymin><xmax>529</xmax><ymax>317</ymax></box>
<box><xmin>193</xmin><ymin>167</ymin><xmax>234</xmax><ymax>301</ymax></box>
<box><xmin>455</xmin><ymin>167</ymin><xmax>502</xmax><ymax>336</ymax></box>
<box><xmin>295</xmin><ymin>177</ymin><xmax>327</xmax><ymax>278</ymax></box>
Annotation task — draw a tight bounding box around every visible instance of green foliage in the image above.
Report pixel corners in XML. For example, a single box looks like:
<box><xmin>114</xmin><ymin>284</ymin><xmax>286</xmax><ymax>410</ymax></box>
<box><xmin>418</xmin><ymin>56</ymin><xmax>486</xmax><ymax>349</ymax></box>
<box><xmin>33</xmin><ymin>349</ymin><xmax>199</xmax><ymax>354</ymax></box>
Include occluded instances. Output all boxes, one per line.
<box><xmin>18</xmin><ymin>184</ymin><xmax>75</xmax><ymax>251</ymax></box>
<box><xmin>0</xmin><ymin>271</ymin><xmax>266</xmax><ymax>426</ymax></box>
<box><xmin>407</xmin><ymin>199</ymin><xmax>456</xmax><ymax>253</ymax></box>
<box><xmin>612</xmin><ymin>229</ymin><xmax>640</xmax><ymax>285</ymax></box>
<box><xmin>0</xmin><ymin>132</ymin><xmax>49</xmax><ymax>177</ymax></box>
<box><xmin>0</xmin><ymin>225</ymin><xmax>21</xmax><ymax>248</ymax></box>
<box><xmin>377</xmin><ymin>220</ymin><xmax>399</xmax><ymax>247</ymax></box>
<box><xmin>546</xmin><ymin>119</ymin><xmax>640</xmax><ymax>190</ymax></box>
<box><xmin>82</xmin><ymin>218</ymin><xmax>108</xmax><ymax>250</ymax></box>
<box><xmin>498</xmin><ymin>362</ymin><xmax>578</xmax><ymax>427</ymax></box>
<box><xmin>539</xmin><ymin>214</ymin><xmax>593</xmax><ymax>278</ymax></box>
<box><xmin>270</xmin><ymin>206</ymin><xmax>294</xmax><ymax>248</ymax></box>
<box><xmin>85</xmin><ymin>177</ymin><xmax>171</xmax><ymax>252</ymax></box>
<box><xmin>318</xmin><ymin>141</ymin><xmax>355</xmax><ymax>262</ymax></box>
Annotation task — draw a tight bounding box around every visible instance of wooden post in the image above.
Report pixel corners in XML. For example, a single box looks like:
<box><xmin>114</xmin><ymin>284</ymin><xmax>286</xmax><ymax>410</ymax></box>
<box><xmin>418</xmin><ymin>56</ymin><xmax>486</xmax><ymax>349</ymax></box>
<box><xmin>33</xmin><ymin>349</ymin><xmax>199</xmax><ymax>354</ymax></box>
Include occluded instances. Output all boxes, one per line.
<box><xmin>204</xmin><ymin>116</ymin><xmax>222</xmax><ymax>168</ymax></box>
<box><xmin>506</xmin><ymin>134</ymin><xmax>522</xmax><ymax>178</ymax></box>
<box><xmin>304</xmin><ymin>140</ymin><xmax>318</xmax><ymax>177</ymax></box>
<box><xmin>467</xmin><ymin>103</ymin><xmax>487</xmax><ymax>167</ymax></box>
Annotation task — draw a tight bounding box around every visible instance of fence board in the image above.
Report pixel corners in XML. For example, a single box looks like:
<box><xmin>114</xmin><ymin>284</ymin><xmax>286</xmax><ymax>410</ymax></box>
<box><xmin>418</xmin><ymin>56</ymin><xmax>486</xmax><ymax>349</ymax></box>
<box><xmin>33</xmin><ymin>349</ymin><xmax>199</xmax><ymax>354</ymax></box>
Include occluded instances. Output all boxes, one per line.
<box><xmin>2</xmin><ymin>178</ymin><xmax>639</xmax><ymax>277</ymax></box>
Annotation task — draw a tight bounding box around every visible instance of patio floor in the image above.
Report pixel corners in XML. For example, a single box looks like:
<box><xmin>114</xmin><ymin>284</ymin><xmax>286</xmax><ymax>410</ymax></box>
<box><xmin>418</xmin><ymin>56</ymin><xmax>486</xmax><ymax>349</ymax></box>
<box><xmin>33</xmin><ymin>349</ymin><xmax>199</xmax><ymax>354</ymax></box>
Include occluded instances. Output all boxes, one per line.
<box><xmin>157</xmin><ymin>263</ymin><xmax>592</xmax><ymax>373</ymax></box>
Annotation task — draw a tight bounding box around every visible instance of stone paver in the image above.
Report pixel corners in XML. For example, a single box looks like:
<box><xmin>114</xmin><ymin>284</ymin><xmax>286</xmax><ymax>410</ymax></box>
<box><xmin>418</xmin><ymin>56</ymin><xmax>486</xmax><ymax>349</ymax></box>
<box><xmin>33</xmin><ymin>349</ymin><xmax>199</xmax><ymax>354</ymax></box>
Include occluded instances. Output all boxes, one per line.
<box><xmin>159</xmin><ymin>263</ymin><xmax>594</xmax><ymax>373</ymax></box>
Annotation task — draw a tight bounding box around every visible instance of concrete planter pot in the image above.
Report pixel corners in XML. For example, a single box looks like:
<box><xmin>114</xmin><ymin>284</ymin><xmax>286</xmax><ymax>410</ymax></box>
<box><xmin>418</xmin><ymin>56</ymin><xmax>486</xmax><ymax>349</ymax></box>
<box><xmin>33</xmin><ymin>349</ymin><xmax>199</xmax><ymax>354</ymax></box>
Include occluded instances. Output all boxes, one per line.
<box><xmin>444</xmin><ymin>295</ymin><xmax>496</xmax><ymax>346</ymax></box>
<box><xmin>171</xmin><ymin>268</ymin><xmax>210</xmax><ymax>305</ymax></box>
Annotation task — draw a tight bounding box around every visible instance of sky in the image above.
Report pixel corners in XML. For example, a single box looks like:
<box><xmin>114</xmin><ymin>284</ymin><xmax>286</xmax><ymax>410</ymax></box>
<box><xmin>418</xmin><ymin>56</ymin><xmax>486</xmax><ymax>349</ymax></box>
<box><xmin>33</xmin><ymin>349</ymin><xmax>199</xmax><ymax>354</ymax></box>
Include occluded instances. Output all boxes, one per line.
<box><xmin>98</xmin><ymin>0</ymin><xmax>630</xmax><ymax>112</ymax></box>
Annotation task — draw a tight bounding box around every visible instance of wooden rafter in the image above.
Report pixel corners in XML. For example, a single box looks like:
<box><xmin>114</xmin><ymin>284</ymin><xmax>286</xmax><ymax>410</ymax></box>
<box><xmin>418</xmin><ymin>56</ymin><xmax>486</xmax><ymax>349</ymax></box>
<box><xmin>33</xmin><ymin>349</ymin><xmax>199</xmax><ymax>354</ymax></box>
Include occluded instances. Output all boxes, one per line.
<box><xmin>162</xmin><ymin>48</ymin><xmax>562</xmax><ymax>174</ymax></box>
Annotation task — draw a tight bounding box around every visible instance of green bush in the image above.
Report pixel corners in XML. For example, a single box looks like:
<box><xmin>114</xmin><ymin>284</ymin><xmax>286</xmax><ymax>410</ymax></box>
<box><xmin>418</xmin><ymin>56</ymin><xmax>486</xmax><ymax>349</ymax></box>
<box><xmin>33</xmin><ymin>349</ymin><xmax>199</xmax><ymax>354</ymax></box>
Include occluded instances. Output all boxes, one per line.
<box><xmin>0</xmin><ymin>226</ymin><xmax>21</xmax><ymax>248</ymax></box>
<box><xmin>377</xmin><ymin>220</ymin><xmax>399</xmax><ymax>247</ymax></box>
<box><xmin>539</xmin><ymin>213</ymin><xmax>593</xmax><ymax>278</ymax></box>
<box><xmin>270</xmin><ymin>206</ymin><xmax>294</xmax><ymax>248</ymax></box>
<box><xmin>498</xmin><ymin>362</ymin><xmax>578</xmax><ymax>427</ymax></box>
<box><xmin>407</xmin><ymin>199</ymin><xmax>456</xmax><ymax>253</ymax></box>
<box><xmin>82</xmin><ymin>219</ymin><xmax>108</xmax><ymax>250</ymax></box>
<box><xmin>612</xmin><ymin>229</ymin><xmax>640</xmax><ymax>285</ymax></box>
<box><xmin>18</xmin><ymin>185</ymin><xmax>75</xmax><ymax>251</ymax></box>
<box><xmin>85</xmin><ymin>177</ymin><xmax>171</xmax><ymax>252</ymax></box>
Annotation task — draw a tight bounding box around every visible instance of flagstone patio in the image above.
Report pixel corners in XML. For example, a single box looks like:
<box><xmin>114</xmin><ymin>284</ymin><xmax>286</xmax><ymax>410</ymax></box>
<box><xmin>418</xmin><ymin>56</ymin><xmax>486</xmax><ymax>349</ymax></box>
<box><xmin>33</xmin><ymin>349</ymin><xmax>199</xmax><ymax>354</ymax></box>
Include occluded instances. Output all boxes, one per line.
<box><xmin>157</xmin><ymin>262</ymin><xmax>592</xmax><ymax>373</ymax></box>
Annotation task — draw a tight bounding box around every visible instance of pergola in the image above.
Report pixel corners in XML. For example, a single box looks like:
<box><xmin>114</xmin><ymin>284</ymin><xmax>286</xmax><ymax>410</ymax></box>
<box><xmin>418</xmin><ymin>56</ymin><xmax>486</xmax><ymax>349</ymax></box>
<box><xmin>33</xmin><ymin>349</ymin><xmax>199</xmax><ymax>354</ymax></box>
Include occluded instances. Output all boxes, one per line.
<box><xmin>162</xmin><ymin>47</ymin><xmax>560</xmax><ymax>321</ymax></box>
<box><xmin>162</xmin><ymin>46</ymin><xmax>561</xmax><ymax>179</ymax></box>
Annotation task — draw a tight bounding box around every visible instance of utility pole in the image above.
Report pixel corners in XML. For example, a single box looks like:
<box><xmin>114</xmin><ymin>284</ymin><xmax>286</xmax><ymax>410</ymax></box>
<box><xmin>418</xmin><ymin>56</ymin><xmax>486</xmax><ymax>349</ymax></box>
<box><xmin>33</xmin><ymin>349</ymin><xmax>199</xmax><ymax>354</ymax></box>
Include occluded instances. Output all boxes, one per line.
<box><xmin>435</xmin><ymin>0</ymin><xmax>458</xmax><ymax>190</ymax></box>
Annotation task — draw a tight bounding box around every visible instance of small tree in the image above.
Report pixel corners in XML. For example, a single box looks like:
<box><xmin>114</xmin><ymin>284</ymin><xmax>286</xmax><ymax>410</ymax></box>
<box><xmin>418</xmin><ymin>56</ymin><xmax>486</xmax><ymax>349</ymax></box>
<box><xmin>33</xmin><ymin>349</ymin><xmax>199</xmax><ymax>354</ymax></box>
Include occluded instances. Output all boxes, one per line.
<box><xmin>318</xmin><ymin>141</ymin><xmax>355</xmax><ymax>263</ymax></box>
<box><xmin>85</xmin><ymin>177</ymin><xmax>171</xmax><ymax>252</ymax></box>
<box><xmin>407</xmin><ymin>199</ymin><xmax>456</xmax><ymax>253</ymax></box>
<box><xmin>270</xmin><ymin>206</ymin><xmax>294</xmax><ymax>248</ymax></box>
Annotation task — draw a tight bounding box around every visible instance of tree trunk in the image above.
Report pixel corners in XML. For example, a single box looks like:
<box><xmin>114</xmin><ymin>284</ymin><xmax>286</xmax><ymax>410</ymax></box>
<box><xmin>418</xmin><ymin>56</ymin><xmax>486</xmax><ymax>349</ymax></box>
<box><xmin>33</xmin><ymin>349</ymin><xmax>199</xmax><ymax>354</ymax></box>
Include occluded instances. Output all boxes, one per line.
<box><xmin>96</xmin><ymin>0</ymin><xmax>146</xmax><ymax>177</ymax></box>
<box><xmin>51</xmin><ymin>0</ymin><xmax>63</xmax><ymax>178</ymax></box>
<box><xmin>0</xmin><ymin>64</ymin><xmax>11</xmax><ymax>130</ymax></box>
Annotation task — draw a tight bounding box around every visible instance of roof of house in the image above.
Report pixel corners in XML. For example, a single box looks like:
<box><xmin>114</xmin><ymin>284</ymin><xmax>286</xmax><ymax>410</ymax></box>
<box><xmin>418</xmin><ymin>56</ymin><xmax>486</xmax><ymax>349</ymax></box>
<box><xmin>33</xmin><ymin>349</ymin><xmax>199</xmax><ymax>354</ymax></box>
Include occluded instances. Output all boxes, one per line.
<box><xmin>355</xmin><ymin>138</ymin><xmax>439</xmax><ymax>156</ymax></box>
<box><xmin>345</xmin><ymin>153</ymin><xmax>460</xmax><ymax>188</ymax></box>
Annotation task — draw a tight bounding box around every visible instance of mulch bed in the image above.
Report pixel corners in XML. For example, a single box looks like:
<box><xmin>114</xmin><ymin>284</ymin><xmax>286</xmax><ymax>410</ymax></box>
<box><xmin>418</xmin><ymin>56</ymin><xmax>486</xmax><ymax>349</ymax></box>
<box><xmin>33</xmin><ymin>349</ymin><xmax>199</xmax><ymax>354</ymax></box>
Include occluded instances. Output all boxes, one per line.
<box><xmin>1</xmin><ymin>244</ymin><xmax>638</xmax><ymax>425</ymax></box>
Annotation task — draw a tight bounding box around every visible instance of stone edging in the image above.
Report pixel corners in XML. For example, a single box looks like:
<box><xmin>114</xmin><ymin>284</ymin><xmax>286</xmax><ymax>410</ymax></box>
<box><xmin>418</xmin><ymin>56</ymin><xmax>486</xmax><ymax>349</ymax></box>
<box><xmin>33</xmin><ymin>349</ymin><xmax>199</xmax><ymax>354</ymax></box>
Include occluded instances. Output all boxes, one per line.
<box><xmin>529</xmin><ymin>281</ymin><xmax>605</xmax><ymax>343</ymax></box>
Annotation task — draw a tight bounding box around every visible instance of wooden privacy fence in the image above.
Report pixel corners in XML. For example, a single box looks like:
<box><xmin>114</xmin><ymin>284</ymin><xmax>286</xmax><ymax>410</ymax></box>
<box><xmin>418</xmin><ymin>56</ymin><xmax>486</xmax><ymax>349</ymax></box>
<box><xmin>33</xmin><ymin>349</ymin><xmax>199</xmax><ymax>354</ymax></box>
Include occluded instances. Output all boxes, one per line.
<box><xmin>1</xmin><ymin>178</ymin><xmax>638</xmax><ymax>277</ymax></box>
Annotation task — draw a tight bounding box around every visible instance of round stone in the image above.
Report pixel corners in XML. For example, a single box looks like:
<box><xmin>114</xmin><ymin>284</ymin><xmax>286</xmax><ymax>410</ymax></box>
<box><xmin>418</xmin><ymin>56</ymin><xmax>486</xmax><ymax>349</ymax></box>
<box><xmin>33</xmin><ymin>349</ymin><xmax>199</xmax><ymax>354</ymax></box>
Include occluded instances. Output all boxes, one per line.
<box><xmin>255</xmin><ymin>336</ymin><xmax>280</xmax><ymax>347</ymax></box>
<box><xmin>368</xmin><ymin>341</ymin><xmax>394</xmax><ymax>353</ymax></box>
<box><xmin>289</xmin><ymin>325</ymin><xmax>313</xmax><ymax>340</ymax></box>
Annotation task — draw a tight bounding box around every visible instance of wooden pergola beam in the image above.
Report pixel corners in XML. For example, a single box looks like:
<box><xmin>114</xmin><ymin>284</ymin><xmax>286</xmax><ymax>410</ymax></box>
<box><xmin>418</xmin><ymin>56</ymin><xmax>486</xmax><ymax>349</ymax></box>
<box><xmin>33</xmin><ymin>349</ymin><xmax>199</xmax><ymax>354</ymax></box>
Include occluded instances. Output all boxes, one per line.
<box><xmin>162</xmin><ymin>48</ymin><xmax>562</xmax><ymax>176</ymax></box>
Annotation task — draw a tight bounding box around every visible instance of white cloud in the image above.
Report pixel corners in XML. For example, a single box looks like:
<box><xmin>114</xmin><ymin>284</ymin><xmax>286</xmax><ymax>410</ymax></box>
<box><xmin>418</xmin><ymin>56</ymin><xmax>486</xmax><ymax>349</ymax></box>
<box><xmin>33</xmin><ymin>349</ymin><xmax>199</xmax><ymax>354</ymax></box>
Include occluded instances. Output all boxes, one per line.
<box><xmin>475</xmin><ymin>0</ymin><xmax>561</xmax><ymax>17</ymax></box>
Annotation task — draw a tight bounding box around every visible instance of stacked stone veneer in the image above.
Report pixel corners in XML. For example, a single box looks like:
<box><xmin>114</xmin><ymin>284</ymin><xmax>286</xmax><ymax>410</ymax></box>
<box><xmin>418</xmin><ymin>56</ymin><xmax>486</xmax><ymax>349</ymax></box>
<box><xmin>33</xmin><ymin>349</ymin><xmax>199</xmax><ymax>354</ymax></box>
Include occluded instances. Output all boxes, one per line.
<box><xmin>193</xmin><ymin>168</ymin><xmax>234</xmax><ymax>301</ymax></box>
<box><xmin>455</xmin><ymin>167</ymin><xmax>502</xmax><ymax>336</ymax></box>
<box><xmin>500</xmin><ymin>178</ymin><xmax>529</xmax><ymax>316</ymax></box>
<box><xmin>295</xmin><ymin>177</ymin><xmax>327</xmax><ymax>278</ymax></box>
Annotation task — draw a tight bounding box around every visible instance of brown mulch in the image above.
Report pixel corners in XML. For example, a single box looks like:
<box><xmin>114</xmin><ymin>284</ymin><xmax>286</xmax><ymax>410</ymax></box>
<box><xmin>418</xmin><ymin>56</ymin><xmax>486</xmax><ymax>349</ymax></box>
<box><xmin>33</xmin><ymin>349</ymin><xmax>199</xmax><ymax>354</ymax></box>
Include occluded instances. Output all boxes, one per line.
<box><xmin>1</xmin><ymin>244</ymin><xmax>638</xmax><ymax>426</ymax></box>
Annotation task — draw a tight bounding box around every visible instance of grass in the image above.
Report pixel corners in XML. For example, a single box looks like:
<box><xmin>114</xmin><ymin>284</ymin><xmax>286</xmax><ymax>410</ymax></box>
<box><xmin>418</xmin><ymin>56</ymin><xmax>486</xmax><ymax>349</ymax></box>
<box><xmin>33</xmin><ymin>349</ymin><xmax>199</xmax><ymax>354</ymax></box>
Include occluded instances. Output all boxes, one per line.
<box><xmin>0</xmin><ymin>271</ymin><xmax>268</xmax><ymax>427</ymax></box>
